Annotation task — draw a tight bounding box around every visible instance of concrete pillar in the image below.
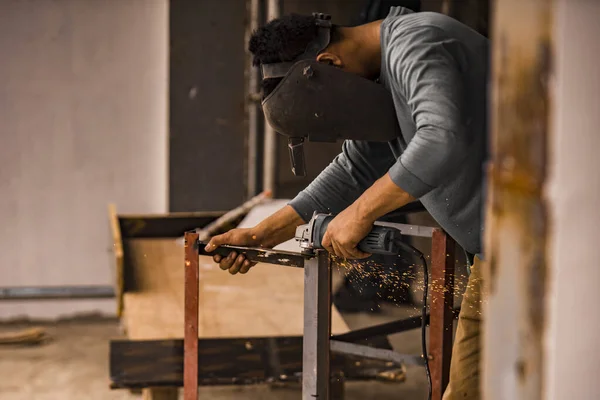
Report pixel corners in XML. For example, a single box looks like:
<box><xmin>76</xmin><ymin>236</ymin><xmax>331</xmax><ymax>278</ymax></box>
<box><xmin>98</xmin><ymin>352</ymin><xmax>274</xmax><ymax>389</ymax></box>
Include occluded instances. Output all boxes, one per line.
<box><xmin>484</xmin><ymin>0</ymin><xmax>600</xmax><ymax>399</ymax></box>
<box><xmin>545</xmin><ymin>1</ymin><xmax>600</xmax><ymax>399</ymax></box>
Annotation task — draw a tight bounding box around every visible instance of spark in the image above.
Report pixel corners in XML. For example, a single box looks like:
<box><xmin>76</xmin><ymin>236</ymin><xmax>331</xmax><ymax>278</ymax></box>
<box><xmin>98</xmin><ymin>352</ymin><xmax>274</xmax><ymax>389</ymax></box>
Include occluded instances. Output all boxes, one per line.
<box><xmin>327</xmin><ymin>255</ymin><xmax>483</xmax><ymax>307</ymax></box>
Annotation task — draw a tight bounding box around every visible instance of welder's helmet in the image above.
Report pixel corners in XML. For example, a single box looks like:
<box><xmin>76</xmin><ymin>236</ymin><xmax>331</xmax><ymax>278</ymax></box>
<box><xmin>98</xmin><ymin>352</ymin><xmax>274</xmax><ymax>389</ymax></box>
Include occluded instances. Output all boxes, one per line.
<box><xmin>259</xmin><ymin>12</ymin><xmax>401</xmax><ymax>177</ymax></box>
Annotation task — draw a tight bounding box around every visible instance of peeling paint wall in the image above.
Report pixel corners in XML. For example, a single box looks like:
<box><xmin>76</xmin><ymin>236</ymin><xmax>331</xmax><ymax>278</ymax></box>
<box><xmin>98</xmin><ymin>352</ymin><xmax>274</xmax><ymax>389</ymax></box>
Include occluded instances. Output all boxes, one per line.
<box><xmin>482</xmin><ymin>0</ymin><xmax>552</xmax><ymax>399</ymax></box>
<box><xmin>545</xmin><ymin>0</ymin><xmax>600</xmax><ymax>398</ymax></box>
<box><xmin>0</xmin><ymin>0</ymin><xmax>168</xmax><ymax>319</ymax></box>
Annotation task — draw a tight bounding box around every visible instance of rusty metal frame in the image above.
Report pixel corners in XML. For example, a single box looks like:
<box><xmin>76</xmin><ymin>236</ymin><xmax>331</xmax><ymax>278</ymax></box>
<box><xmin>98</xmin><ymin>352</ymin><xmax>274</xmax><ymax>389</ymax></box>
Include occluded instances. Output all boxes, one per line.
<box><xmin>430</xmin><ymin>229</ymin><xmax>456</xmax><ymax>399</ymax></box>
<box><xmin>302</xmin><ymin>251</ymin><xmax>332</xmax><ymax>399</ymax></box>
<box><xmin>302</xmin><ymin>228</ymin><xmax>456</xmax><ymax>399</ymax></box>
<box><xmin>184</xmin><ymin>232</ymin><xmax>200</xmax><ymax>400</ymax></box>
<box><xmin>183</xmin><ymin>227</ymin><xmax>457</xmax><ymax>399</ymax></box>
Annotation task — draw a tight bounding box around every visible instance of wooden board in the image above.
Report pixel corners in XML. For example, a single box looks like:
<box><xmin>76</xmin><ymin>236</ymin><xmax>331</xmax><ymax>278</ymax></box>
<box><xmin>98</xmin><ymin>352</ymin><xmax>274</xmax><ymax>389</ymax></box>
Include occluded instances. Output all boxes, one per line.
<box><xmin>122</xmin><ymin>239</ymin><xmax>349</xmax><ymax>340</ymax></box>
<box><xmin>109</xmin><ymin>205</ymin><xmax>238</xmax><ymax>318</ymax></box>
<box><xmin>110</xmin><ymin>337</ymin><xmax>404</xmax><ymax>389</ymax></box>
<box><xmin>108</xmin><ymin>204</ymin><xmax>125</xmax><ymax>317</ymax></box>
<box><xmin>117</xmin><ymin>211</ymin><xmax>226</xmax><ymax>239</ymax></box>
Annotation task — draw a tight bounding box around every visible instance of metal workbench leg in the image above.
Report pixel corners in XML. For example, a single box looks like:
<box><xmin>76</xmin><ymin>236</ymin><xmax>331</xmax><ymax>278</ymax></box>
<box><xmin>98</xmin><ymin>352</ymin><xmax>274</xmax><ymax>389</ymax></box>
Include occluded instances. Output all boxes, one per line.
<box><xmin>302</xmin><ymin>251</ymin><xmax>331</xmax><ymax>400</ymax></box>
<box><xmin>429</xmin><ymin>229</ymin><xmax>456</xmax><ymax>400</ymax></box>
<box><xmin>184</xmin><ymin>232</ymin><xmax>200</xmax><ymax>400</ymax></box>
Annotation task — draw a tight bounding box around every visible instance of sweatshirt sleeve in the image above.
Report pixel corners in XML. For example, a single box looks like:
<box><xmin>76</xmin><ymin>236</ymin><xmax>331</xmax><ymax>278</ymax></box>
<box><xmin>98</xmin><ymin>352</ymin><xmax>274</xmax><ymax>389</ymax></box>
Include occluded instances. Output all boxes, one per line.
<box><xmin>386</xmin><ymin>25</ymin><xmax>472</xmax><ymax>198</ymax></box>
<box><xmin>288</xmin><ymin>140</ymin><xmax>396</xmax><ymax>222</ymax></box>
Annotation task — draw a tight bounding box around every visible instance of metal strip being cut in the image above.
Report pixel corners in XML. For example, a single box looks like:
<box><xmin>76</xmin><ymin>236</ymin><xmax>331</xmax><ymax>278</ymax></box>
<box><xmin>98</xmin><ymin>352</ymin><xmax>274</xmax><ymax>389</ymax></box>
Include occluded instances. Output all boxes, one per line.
<box><xmin>197</xmin><ymin>241</ymin><xmax>309</xmax><ymax>268</ymax></box>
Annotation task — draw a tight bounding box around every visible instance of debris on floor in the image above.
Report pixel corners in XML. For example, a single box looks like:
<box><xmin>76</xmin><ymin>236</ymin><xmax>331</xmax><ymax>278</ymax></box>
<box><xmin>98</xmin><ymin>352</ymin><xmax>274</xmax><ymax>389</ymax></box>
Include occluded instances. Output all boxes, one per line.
<box><xmin>0</xmin><ymin>327</ymin><xmax>49</xmax><ymax>346</ymax></box>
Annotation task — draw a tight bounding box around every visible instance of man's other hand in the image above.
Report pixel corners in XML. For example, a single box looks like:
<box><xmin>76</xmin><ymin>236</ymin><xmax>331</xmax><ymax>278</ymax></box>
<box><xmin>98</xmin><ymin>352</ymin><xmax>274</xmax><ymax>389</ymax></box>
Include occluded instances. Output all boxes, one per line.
<box><xmin>205</xmin><ymin>228</ymin><xmax>261</xmax><ymax>275</ymax></box>
<box><xmin>321</xmin><ymin>205</ymin><xmax>373</xmax><ymax>260</ymax></box>
<box><xmin>204</xmin><ymin>205</ymin><xmax>306</xmax><ymax>275</ymax></box>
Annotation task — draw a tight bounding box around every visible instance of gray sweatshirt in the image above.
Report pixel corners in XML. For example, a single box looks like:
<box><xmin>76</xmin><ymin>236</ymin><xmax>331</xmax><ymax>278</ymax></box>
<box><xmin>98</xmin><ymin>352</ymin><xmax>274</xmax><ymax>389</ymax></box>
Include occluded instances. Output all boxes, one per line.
<box><xmin>288</xmin><ymin>7</ymin><xmax>489</xmax><ymax>256</ymax></box>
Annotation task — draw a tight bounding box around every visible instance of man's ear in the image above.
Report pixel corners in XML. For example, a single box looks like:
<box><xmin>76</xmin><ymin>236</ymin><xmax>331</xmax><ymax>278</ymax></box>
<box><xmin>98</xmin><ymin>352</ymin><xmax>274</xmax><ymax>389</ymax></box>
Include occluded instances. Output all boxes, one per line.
<box><xmin>316</xmin><ymin>52</ymin><xmax>343</xmax><ymax>67</ymax></box>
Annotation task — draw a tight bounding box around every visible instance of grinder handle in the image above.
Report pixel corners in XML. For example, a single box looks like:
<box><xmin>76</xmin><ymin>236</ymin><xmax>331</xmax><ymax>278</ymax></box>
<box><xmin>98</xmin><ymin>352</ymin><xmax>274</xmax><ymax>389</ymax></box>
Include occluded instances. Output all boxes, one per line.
<box><xmin>358</xmin><ymin>225</ymin><xmax>402</xmax><ymax>256</ymax></box>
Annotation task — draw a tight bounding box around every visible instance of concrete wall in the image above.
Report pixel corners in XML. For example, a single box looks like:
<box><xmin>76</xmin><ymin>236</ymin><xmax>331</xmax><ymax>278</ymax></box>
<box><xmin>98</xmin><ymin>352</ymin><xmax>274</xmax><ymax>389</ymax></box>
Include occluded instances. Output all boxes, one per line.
<box><xmin>0</xmin><ymin>0</ymin><xmax>168</xmax><ymax>319</ymax></box>
<box><xmin>545</xmin><ymin>0</ymin><xmax>600</xmax><ymax>398</ymax></box>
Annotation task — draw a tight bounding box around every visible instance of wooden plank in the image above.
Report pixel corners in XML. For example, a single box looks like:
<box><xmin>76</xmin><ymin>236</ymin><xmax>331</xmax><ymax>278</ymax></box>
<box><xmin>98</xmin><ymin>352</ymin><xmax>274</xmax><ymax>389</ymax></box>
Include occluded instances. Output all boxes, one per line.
<box><xmin>110</xmin><ymin>337</ymin><xmax>404</xmax><ymax>389</ymax></box>
<box><xmin>429</xmin><ymin>229</ymin><xmax>456</xmax><ymax>400</ymax></box>
<box><xmin>108</xmin><ymin>203</ymin><xmax>125</xmax><ymax>317</ymax></box>
<box><xmin>118</xmin><ymin>212</ymin><xmax>225</xmax><ymax>239</ymax></box>
<box><xmin>0</xmin><ymin>327</ymin><xmax>47</xmax><ymax>345</ymax></box>
<box><xmin>121</xmin><ymin>239</ymin><xmax>349</xmax><ymax>340</ymax></box>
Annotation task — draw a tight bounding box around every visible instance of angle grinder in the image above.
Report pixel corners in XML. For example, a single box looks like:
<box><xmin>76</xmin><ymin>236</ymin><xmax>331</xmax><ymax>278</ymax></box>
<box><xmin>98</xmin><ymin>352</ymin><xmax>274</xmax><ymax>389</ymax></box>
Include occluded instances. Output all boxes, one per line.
<box><xmin>294</xmin><ymin>213</ymin><xmax>405</xmax><ymax>256</ymax></box>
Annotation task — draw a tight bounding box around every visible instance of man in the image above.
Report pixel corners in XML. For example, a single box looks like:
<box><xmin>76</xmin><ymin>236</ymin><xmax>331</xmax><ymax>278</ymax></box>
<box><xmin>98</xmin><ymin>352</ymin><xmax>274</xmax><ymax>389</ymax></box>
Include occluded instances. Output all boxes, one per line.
<box><xmin>206</xmin><ymin>6</ymin><xmax>488</xmax><ymax>400</ymax></box>
<box><xmin>337</xmin><ymin>0</ymin><xmax>424</xmax><ymax>314</ymax></box>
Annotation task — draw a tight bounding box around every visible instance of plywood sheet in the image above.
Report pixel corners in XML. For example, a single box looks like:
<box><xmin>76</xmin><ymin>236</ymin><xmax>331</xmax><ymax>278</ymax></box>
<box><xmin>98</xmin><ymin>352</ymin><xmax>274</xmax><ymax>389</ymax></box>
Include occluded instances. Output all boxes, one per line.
<box><xmin>123</xmin><ymin>239</ymin><xmax>348</xmax><ymax>340</ymax></box>
<box><xmin>108</xmin><ymin>204</ymin><xmax>125</xmax><ymax>317</ymax></box>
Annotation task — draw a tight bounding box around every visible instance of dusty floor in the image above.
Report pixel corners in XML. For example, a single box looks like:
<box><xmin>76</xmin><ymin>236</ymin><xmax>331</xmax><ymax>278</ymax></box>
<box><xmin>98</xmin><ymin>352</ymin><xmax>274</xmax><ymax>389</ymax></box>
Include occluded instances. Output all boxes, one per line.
<box><xmin>0</xmin><ymin>302</ymin><xmax>440</xmax><ymax>400</ymax></box>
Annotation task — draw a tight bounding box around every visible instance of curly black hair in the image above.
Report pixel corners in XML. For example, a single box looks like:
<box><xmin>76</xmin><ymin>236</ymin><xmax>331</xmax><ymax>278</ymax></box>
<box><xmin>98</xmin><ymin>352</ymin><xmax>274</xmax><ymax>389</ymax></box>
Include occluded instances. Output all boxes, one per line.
<box><xmin>249</xmin><ymin>14</ymin><xmax>338</xmax><ymax>97</ymax></box>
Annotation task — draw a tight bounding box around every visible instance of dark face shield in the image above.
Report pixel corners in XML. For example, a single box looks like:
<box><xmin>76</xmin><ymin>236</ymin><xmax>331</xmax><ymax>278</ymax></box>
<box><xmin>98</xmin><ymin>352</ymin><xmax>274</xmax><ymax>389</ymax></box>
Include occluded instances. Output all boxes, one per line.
<box><xmin>261</xmin><ymin>59</ymin><xmax>402</xmax><ymax>176</ymax></box>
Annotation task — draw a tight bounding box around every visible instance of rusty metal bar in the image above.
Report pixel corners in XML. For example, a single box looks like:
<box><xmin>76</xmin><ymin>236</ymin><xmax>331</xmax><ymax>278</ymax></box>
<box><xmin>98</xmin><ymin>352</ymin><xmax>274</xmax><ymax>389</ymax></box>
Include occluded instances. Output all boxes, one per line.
<box><xmin>197</xmin><ymin>241</ymin><xmax>307</xmax><ymax>268</ymax></box>
<box><xmin>184</xmin><ymin>232</ymin><xmax>200</xmax><ymax>400</ymax></box>
<box><xmin>429</xmin><ymin>229</ymin><xmax>456</xmax><ymax>400</ymax></box>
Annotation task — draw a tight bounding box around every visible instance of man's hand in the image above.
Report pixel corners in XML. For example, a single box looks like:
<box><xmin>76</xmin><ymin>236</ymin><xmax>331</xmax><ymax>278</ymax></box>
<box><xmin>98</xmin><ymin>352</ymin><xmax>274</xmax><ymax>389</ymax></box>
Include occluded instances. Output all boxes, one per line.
<box><xmin>205</xmin><ymin>228</ymin><xmax>261</xmax><ymax>275</ymax></box>
<box><xmin>323</xmin><ymin>173</ymin><xmax>416</xmax><ymax>259</ymax></box>
<box><xmin>205</xmin><ymin>205</ymin><xmax>305</xmax><ymax>275</ymax></box>
<box><xmin>321</xmin><ymin>205</ymin><xmax>374</xmax><ymax>259</ymax></box>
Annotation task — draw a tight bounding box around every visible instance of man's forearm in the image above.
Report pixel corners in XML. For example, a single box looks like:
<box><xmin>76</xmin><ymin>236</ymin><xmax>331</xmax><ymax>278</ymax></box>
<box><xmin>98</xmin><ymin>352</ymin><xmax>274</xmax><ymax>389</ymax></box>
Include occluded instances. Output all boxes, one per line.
<box><xmin>255</xmin><ymin>205</ymin><xmax>304</xmax><ymax>247</ymax></box>
<box><xmin>353</xmin><ymin>172</ymin><xmax>415</xmax><ymax>223</ymax></box>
